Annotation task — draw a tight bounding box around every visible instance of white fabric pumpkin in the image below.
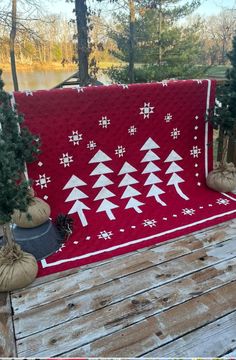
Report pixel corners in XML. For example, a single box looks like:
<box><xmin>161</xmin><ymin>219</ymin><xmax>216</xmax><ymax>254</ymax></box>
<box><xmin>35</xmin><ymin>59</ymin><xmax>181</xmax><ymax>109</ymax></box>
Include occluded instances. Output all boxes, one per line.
<box><xmin>206</xmin><ymin>163</ymin><xmax>236</xmax><ymax>192</ymax></box>
<box><xmin>12</xmin><ymin>197</ymin><xmax>51</xmax><ymax>228</ymax></box>
<box><xmin>0</xmin><ymin>243</ymin><xmax>38</xmax><ymax>292</ymax></box>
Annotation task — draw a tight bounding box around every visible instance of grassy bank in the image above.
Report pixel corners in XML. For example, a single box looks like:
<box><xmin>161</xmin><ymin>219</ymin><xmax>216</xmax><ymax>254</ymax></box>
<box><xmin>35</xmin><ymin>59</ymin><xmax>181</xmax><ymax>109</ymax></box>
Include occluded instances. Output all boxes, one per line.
<box><xmin>205</xmin><ymin>65</ymin><xmax>229</xmax><ymax>79</ymax></box>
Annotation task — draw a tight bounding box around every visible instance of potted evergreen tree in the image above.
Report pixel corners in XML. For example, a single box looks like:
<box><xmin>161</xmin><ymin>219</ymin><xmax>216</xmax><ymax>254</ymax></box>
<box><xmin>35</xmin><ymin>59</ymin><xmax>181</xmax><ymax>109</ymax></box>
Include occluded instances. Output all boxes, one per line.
<box><xmin>206</xmin><ymin>35</ymin><xmax>236</xmax><ymax>192</ymax></box>
<box><xmin>0</xmin><ymin>69</ymin><xmax>40</xmax><ymax>291</ymax></box>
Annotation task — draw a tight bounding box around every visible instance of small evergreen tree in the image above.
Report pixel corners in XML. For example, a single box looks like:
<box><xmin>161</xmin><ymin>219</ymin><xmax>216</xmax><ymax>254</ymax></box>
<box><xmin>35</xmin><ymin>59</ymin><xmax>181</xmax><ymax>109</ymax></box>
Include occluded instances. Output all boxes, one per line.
<box><xmin>0</xmin><ymin>69</ymin><xmax>40</xmax><ymax>243</ymax></box>
<box><xmin>209</xmin><ymin>35</ymin><xmax>236</xmax><ymax>165</ymax></box>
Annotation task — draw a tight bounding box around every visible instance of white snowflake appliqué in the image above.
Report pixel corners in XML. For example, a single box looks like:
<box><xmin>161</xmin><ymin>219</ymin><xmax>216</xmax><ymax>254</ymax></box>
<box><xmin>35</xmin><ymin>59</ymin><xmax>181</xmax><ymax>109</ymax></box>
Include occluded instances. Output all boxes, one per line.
<box><xmin>87</xmin><ymin>140</ymin><xmax>97</xmax><ymax>150</ymax></box>
<box><xmin>72</xmin><ymin>85</ymin><xmax>84</xmax><ymax>93</ymax></box>
<box><xmin>194</xmin><ymin>79</ymin><xmax>202</xmax><ymax>84</ymax></box>
<box><xmin>98</xmin><ymin>230</ymin><xmax>113</xmax><ymax>240</ymax></box>
<box><xmin>143</xmin><ymin>219</ymin><xmax>157</xmax><ymax>227</ymax></box>
<box><xmin>35</xmin><ymin>174</ymin><xmax>51</xmax><ymax>189</ymax></box>
<box><xmin>119</xmin><ymin>84</ymin><xmax>129</xmax><ymax>89</ymax></box>
<box><xmin>115</xmin><ymin>145</ymin><xmax>126</xmax><ymax>157</ymax></box>
<box><xmin>165</xmin><ymin>113</ymin><xmax>172</xmax><ymax>123</ymax></box>
<box><xmin>128</xmin><ymin>125</ymin><xmax>137</xmax><ymax>136</ymax></box>
<box><xmin>171</xmin><ymin>128</ymin><xmax>180</xmax><ymax>139</ymax></box>
<box><xmin>24</xmin><ymin>90</ymin><xmax>33</xmax><ymax>96</ymax></box>
<box><xmin>99</xmin><ymin>116</ymin><xmax>111</xmax><ymax>128</ymax></box>
<box><xmin>68</xmin><ymin>130</ymin><xmax>83</xmax><ymax>145</ymax></box>
<box><xmin>161</xmin><ymin>80</ymin><xmax>168</xmax><ymax>86</ymax></box>
<box><xmin>217</xmin><ymin>198</ymin><xmax>230</xmax><ymax>206</ymax></box>
<box><xmin>190</xmin><ymin>146</ymin><xmax>201</xmax><ymax>158</ymax></box>
<box><xmin>59</xmin><ymin>153</ymin><xmax>73</xmax><ymax>167</ymax></box>
<box><xmin>140</xmin><ymin>102</ymin><xmax>154</xmax><ymax>119</ymax></box>
<box><xmin>182</xmin><ymin>208</ymin><xmax>195</xmax><ymax>216</ymax></box>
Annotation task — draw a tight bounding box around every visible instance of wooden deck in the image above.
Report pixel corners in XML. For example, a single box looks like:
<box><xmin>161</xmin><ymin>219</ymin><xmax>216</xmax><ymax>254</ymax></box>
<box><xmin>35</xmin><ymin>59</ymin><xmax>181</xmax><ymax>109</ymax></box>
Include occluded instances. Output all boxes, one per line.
<box><xmin>1</xmin><ymin>219</ymin><xmax>236</xmax><ymax>358</ymax></box>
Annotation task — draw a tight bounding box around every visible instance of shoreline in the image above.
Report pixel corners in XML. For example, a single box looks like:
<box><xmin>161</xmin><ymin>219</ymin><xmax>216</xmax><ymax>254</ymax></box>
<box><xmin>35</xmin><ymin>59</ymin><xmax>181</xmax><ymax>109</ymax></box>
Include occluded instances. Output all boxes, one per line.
<box><xmin>0</xmin><ymin>61</ymin><xmax>122</xmax><ymax>73</ymax></box>
<box><xmin>0</xmin><ymin>62</ymin><xmax>77</xmax><ymax>72</ymax></box>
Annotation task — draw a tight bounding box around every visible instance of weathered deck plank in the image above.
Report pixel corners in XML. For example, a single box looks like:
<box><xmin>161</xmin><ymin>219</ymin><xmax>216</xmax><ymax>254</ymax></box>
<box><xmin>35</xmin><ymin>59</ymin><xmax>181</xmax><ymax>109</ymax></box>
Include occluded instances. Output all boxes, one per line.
<box><xmin>13</xmin><ymin>238</ymin><xmax>236</xmax><ymax>338</ymax></box>
<box><xmin>62</xmin><ymin>282</ymin><xmax>236</xmax><ymax>358</ymax></box>
<box><xmin>143</xmin><ymin>310</ymin><xmax>236</xmax><ymax>357</ymax></box>
<box><xmin>16</xmin><ymin>260</ymin><xmax>236</xmax><ymax>356</ymax></box>
<box><xmin>9</xmin><ymin>219</ymin><xmax>236</xmax><ymax>358</ymax></box>
<box><xmin>11</xmin><ymin>221</ymin><xmax>235</xmax><ymax>313</ymax></box>
<box><xmin>0</xmin><ymin>293</ymin><xmax>16</xmax><ymax>357</ymax></box>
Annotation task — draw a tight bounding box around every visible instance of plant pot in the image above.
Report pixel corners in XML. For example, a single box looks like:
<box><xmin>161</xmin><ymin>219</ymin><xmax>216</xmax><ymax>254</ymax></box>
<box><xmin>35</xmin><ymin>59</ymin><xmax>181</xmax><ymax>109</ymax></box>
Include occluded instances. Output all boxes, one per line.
<box><xmin>206</xmin><ymin>162</ymin><xmax>236</xmax><ymax>192</ymax></box>
<box><xmin>12</xmin><ymin>197</ymin><xmax>51</xmax><ymax>228</ymax></box>
<box><xmin>12</xmin><ymin>220</ymin><xmax>62</xmax><ymax>260</ymax></box>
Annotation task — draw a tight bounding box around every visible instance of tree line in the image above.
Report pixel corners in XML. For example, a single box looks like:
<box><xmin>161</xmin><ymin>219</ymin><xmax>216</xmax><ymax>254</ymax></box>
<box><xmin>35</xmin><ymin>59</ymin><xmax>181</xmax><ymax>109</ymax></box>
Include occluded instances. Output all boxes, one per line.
<box><xmin>0</xmin><ymin>14</ymin><xmax>76</xmax><ymax>65</ymax></box>
<box><xmin>0</xmin><ymin>0</ymin><xmax>236</xmax><ymax>85</ymax></box>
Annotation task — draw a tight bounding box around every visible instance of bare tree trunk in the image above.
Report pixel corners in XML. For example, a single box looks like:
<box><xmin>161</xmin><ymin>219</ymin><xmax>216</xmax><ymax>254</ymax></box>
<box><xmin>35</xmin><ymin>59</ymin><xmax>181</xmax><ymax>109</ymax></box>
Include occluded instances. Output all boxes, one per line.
<box><xmin>221</xmin><ymin>37</ymin><xmax>226</xmax><ymax>65</ymax></box>
<box><xmin>75</xmin><ymin>0</ymin><xmax>89</xmax><ymax>85</ymax></box>
<box><xmin>128</xmin><ymin>0</ymin><xmax>135</xmax><ymax>84</ymax></box>
<box><xmin>10</xmin><ymin>0</ymin><xmax>19</xmax><ymax>91</ymax></box>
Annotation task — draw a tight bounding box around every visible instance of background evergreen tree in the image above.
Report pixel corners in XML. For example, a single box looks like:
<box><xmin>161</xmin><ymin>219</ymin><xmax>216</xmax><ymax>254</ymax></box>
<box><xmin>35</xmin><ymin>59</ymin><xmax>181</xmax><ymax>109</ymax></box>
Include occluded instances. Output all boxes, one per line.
<box><xmin>108</xmin><ymin>0</ymin><xmax>205</xmax><ymax>83</ymax></box>
<box><xmin>0</xmin><ymin>69</ymin><xmax>40</xmax><ymax>242</ymax></box>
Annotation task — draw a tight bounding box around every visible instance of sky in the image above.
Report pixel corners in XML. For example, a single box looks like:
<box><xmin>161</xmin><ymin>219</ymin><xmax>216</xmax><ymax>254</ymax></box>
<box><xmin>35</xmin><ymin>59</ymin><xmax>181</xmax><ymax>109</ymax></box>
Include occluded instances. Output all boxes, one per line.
<box><xmin>1</xmin><ymin>0</ymin><xmax>236</xmax><ymax>18</ymax></box>
<box><xmin>196</xmin><ymin>0</ymin><xmax>236</xmax><ymax>15</ymax></box>
<box><xmin>45</xmin><ymin>0</ymin><xmax>236</xmax><ymax>18</ymax></box>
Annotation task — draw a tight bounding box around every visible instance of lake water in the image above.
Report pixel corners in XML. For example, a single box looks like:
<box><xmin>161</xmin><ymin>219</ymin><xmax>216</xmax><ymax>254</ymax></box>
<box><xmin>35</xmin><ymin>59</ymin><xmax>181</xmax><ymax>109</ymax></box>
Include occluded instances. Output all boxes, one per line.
<box><xmin>2</xmin><ymin>69</ymin><xmax>111</xmax><ymax>92</ymax></box>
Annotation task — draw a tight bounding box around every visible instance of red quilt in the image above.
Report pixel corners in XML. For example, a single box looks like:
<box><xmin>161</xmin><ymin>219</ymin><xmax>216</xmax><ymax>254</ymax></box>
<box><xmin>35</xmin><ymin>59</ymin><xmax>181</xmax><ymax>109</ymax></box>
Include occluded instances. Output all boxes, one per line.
<box><xmin>14</xmin><ymin>80</ymin><xmax>236</xmax><ymax>277</ymax></box>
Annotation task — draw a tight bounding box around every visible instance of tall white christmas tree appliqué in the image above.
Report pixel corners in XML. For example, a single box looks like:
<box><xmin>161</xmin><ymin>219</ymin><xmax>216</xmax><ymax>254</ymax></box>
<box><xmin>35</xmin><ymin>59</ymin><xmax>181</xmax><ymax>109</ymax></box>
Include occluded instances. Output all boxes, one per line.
<box><xmin>118</xmin><ymin>161</ymin><xmax>144</xmax><ymax>213</ymax></box>
<box><xmin>89</xmin><ymin>150</ymin><xmax>118</xmax><ymax>220</ymax></box>
<box><xmin>141</xmin><ymin>137</ymin><xmax>166</xmax><ymax>206</ymax></box>
<box><xmin>164</xmin><ymin>150</ymin><xmax>189</xmax><ymax>200</ymax></box>
<box><xmin>63</xmin><ymin>175</ymin><xmax>90</xmax><ymax>227</ymax></box>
